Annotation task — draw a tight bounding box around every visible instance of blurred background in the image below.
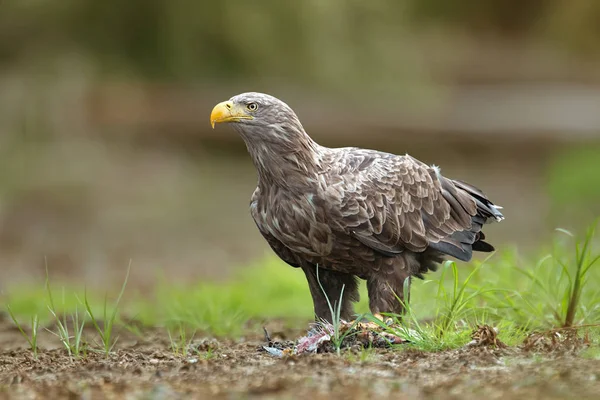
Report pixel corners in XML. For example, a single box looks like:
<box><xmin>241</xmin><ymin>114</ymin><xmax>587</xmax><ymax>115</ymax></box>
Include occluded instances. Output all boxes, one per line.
<box><xmin>1</xmin><ymin>0</ymin><xmax>599</xmax><ymax>291</ymax></box>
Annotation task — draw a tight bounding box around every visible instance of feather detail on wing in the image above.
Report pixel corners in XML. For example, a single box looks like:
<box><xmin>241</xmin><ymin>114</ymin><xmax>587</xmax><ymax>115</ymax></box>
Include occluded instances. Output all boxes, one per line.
<box><xmin>331</xmin><ymin>151</ymin><xmax>502</xmax><ymax>263</ymax></box>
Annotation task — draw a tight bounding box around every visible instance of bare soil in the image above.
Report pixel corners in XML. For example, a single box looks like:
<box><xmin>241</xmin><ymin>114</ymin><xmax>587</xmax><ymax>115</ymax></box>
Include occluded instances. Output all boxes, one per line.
<box><xmin>1</xmin><ymin>317</ymin><xmax>599</xmax><ymax>400</ymax></box>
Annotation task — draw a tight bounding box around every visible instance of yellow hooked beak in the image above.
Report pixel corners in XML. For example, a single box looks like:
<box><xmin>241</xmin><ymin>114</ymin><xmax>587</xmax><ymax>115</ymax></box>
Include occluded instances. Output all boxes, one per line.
<box><xmin>210</xmin><ymin>100</ymin><xmax>254</xmax><ymax>129</ymax></box>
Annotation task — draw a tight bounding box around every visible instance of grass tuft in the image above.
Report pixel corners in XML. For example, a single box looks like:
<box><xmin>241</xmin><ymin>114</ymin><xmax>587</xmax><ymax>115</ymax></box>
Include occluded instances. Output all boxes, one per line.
<box><xmin>6</xmin><ymin>305</ymin><xmax>39</xmax><ymax>358</ymax></box>
<box><xmin>434</xmin><ymin>259</ymin><xmax>490</xmax><ymax>337</ymax></box>
<box><xmin>491</xmin><ymin>222</ymin><xmax>600</xmax><ymax>329</ymax></box>
<box><xmin>561</xmin><ymin>223</ymin><xmax>600</xmax><ymax>327</ymax></box>
<box><xmin>45</xmin><ymin>278</ymin><xmax>87</xmax><ymax>359</ymax></box>
<box><xmin>84</xmin><ymin>262</ymin><xmax>131</xmax><ymax>357</ymax></box>
<box><xmin>167</xmin><ymin>323</ymin><xmax>196</xmax><ymax>356</ymax></box>
<box><xmin>365</xmin><ymin>223</ymin><xmax>600</xmax><ymax>350</ymax></box>
<box><xmin>315</xmin><ymin>265</ymin><xmax>362</xmax><ymax>355</ymax></box>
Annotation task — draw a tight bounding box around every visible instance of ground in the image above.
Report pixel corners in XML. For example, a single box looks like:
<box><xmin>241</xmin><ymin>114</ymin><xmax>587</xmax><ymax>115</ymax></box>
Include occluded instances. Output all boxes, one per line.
<box><xmin>1</xmin><ymin>314</ymin><xmax>599</xmax><ymax>400</ymax></box>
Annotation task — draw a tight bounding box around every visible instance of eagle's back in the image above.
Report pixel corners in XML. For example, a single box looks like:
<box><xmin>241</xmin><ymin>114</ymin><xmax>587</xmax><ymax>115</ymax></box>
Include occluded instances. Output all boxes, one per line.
<box><xmin>251</xmin><ymin>146</ymin><xmax>503</xmax><ymax>278</ymax></box>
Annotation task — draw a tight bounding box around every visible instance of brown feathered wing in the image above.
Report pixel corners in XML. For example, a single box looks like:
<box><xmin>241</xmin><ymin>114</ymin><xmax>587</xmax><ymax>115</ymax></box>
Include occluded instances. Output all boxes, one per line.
<box><xmin>328</xmin><ymin>151</ymin><xmax>501</xmax><ymax>263</ymax></box>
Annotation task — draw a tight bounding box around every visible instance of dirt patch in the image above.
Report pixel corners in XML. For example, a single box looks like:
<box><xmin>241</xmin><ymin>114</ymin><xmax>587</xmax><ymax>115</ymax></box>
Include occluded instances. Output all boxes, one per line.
<box><xmin>0</xmin><ymin>320</ymin><xmax>599</xmax><ymax>399</ymax></box>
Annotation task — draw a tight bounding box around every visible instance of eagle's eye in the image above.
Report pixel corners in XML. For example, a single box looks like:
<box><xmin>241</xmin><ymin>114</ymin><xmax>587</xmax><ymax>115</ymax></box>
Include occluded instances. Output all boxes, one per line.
<box><xmin>247</xmin><ymin>102</ymin><xmax>258</xmax><ymax>112</ymax></box>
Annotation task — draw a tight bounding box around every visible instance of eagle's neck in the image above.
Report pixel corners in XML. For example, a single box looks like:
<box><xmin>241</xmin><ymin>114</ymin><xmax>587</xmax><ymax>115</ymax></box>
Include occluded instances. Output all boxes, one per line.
<box><xmin>236</xmin><ymin>123</ymin><xmax>322</xmax><ymax>190</ymax></box>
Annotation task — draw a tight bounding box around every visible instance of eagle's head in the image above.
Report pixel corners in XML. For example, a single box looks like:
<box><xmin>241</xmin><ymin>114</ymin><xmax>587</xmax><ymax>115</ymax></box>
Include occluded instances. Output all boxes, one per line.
<box><xmin>210</xmin><ymin>92</ymin><xmax>304</xmax><ymax>139</ymax></box>
<box><xmin>210</xmin><ymin>92</ymin><xmax>320</xmax><ymax>183</ymax></box>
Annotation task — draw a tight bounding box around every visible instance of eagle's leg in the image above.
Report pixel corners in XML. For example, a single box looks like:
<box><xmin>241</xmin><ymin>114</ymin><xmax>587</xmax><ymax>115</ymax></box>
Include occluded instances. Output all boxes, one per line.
<box><xmin>302</xmin><ymin>265</ymin><xmax>359</xmax><ymax>323</ymax></box>
<box><xmin>366</xmin><ymin>270</ymin><xmax>411</xmax><ymax>320</ymax></box>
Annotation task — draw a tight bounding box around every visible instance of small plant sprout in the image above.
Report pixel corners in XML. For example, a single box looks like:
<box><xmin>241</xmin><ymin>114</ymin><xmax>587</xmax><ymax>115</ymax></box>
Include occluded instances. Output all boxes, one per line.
<box><xmin>46</xmin><ymin>283</ymin><xmax>87</xmax><ymax>359</ymax></box>
<box><xmin>199</xmin><ymin>346</ymin><xmax>217</xmax><ymax>360</ymax></box>
<box><xmin>315</xmin><ymin>265</ymin><xmax>362</xmax><ymax>355</ymax></box>
<box><xmin>70</xmin><ymin>305</ymin><xmax>87</xmax><ymax>357</ymax></box>
<box><xmin>560</xmin><ymin>224</ymin><xmax>600</xmax><ymax>327</ymax></box>
<box><xmin>6</xmin><ymin>305</ymin><xmax>39</xmax><ymax>358</ymax></box>
<box><xmin>167</xmin><ymin>322</ymin><xmax>196</xmax><ymax>356</ymax></box>
<box><xmin>84</xmin><ymin>261</ymin><xmax>131</xmax><ymax>357</ymax></box>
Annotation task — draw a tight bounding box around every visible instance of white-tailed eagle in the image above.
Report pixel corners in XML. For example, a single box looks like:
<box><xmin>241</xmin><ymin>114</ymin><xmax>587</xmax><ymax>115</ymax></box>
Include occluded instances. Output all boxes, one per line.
<box><xmin>210</xmin><ymin>92</ymin><xmax>504</xmax><ymax>322</ymax></box>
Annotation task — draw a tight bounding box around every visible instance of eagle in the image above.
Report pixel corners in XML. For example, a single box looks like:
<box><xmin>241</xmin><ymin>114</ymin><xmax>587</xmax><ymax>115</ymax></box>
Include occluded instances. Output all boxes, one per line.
<box><xmin>210</xmin><ymin>92</ymin><xmax>504</xmax><ymax>323</ymax></box>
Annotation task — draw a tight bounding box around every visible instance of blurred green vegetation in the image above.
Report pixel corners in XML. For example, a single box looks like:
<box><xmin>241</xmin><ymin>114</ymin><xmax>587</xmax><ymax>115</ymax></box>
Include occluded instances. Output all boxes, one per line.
<box><xmin>408</xmin><ymin>0</ymin><xmax>600</xmax><ymax>54</ymax></box>
<box><xmin>2</xmin><ymin>0</ymin><xmax>599</xmax><ymax>86</ymax></box>
<box><xmin>547</xmin><ymin>145</ymin><xmax>600</xmax><ymax>226</ymax></box>
<box><xmin>5</xmin><ymin>223</ymin><xmax>600</xmax><ymax>347</ymax></box>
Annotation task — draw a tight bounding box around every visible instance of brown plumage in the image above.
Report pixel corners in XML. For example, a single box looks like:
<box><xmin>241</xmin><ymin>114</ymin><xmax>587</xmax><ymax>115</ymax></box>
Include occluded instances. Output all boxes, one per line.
<box><xmin>210</xmin><ymin>92</ymin><xmax>504</xmax><ymax>322</ymax></box>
